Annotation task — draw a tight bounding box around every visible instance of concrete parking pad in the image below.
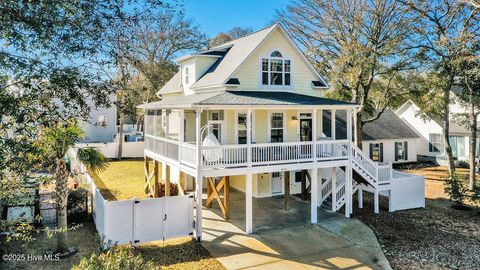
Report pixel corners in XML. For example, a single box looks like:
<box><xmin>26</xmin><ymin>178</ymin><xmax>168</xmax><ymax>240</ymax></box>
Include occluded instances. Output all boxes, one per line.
<box><xmin>201</xmin><ymin>193</ymin><xmax>391</xmax><ymax>270</ymax></box>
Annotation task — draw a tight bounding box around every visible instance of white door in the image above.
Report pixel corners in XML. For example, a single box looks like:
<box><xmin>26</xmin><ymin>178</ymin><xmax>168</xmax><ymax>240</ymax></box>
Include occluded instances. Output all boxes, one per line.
<box><xmin>271</xmin><ymin>172</ymin><xmax>283</xmax><ymax>194</ymax></box>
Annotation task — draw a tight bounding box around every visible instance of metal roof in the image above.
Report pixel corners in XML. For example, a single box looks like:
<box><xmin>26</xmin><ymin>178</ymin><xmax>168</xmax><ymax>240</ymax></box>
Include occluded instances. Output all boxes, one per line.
<box><xmin>139</xmin><ymin>91</ymin><xmax>357</xmax><ymax>109</ymax></box>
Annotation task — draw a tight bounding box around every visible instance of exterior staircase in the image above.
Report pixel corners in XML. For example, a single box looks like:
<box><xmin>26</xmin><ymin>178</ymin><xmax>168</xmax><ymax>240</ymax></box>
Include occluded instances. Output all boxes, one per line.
<box><xmin>320</xmin><ymin>144</ymin><xmax>393</xmax><ymax>213</ymax></box>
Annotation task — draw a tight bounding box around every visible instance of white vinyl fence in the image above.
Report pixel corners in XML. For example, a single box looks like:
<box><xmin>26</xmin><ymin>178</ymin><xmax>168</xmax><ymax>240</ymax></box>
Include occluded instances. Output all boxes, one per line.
<box><xmin>389</xmin><ymin>171</ymin><xmax>425</xmax><ymax>211</ymax></box>
<box><xmin>84</xmin><ymin>166</ymin><xmax>194</xmax><ymax>245</ymax></box>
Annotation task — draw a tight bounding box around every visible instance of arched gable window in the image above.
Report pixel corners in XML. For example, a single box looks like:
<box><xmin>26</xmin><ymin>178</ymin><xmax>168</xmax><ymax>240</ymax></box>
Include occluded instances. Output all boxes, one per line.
<box><xmin>261</xmin><ymin>50</ymin><xmax>291</xmax><ymax>86</ymax></box>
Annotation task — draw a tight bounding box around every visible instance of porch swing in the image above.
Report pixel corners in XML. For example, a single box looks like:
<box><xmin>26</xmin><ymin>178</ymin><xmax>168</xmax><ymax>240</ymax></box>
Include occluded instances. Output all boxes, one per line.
<box><xmin>200</xmin><ymin>124</ymin><xmax>230</xmax><ymax>219</ymax></box>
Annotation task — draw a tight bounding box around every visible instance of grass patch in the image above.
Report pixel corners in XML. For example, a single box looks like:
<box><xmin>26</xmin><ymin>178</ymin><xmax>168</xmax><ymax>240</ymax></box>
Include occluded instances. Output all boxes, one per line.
<box><xmin>89</xmin><ymin>159</ymin><xmax>158</xmax><ymax>201</ymax></box>
<box><xmin>1</xmin><ymin>222</ymin><xmax>225</xmax><ymax>270</ymax></box>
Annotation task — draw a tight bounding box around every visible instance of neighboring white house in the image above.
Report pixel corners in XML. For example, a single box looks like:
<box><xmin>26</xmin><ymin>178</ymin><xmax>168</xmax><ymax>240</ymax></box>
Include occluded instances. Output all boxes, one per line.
<box><xmin>78</xmin><ymin>96</ymin><xmax>117</xmax><ymax>143</ymax></box>
<box><xmin>138</xmin><ymin>24</ymin><xmax>425</xmax><ymax>239</ymax></box>
<box><xmin>396</xmin><ymin>89</ymin><xmax>477</xmax><ymax>165</ymax></box>
<box><xmin>76</xmin><ymin>96</ymin><xmax>145</xmax><ymax>158</ymax></box>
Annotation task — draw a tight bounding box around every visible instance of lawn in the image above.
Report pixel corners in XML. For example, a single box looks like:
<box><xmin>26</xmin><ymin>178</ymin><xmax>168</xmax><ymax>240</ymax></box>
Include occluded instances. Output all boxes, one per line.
<box><xmin>89</xmin><ymin>159</ymin><xmax>156</xmax><ymax>201</ymax></box>
<box><xmin>400</xmin><ymin>164</ymin><xmax>480</xmax><ymax>202</ymax></box>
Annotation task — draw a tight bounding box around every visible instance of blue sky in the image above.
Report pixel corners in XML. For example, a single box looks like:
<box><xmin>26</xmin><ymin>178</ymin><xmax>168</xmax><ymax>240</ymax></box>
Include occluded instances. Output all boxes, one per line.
<box><xmin>183</xmin><ymin>0</ymin><xmax>291</xmax><ymax>38</ymax></box>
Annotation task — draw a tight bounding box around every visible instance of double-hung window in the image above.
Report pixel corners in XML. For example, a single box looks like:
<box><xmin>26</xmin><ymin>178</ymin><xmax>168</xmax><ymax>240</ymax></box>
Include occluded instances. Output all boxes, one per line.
<box><xmin>395</xmin><ymin>141</ymin><xmax>408</xmax><ymax>161</ymax></box>
<box><xmin>270</xmin><ymin>113</ymin><xmax>284</xmax><ymax>142</ymax></box>
<box><xmin>262</xmin><ymin>51</ymin><xmax>291</xmax><ymax>86</ymax></box>
<box><xmin>429</xmin><ymin>134</ymin><xmax>442</xmax><ymax>153</ymax></box>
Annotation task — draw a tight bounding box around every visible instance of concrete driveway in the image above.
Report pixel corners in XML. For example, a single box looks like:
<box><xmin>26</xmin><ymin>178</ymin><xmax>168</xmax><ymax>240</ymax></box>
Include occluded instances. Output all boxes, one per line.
<box><xmin>201</xmin><ymin>192</ymin><xmax>391</xmax><ymax>270</ymax></box>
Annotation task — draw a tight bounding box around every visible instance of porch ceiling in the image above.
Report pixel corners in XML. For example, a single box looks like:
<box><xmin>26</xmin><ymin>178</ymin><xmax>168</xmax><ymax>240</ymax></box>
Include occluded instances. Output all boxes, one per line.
<box><xmin>139</xmin><ymin>91</ymin><xmax>358</xmax><ymax>109</ymax></box>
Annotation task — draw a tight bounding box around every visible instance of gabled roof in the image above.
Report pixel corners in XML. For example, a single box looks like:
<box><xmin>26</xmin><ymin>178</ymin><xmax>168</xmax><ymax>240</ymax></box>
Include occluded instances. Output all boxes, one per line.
<box><xmin>323</xmin><ymin>109</ymin><xmax>419</xmax><ymax>141</ymax></box>
<box><xmin>139</xmin><ymin>91</ymin><xmax>357</xmax><ymax>109</ymax></box>
<box><xmin>158</xmin><ymin>71</ymin><xmax>182</xmax><ymax>95</ymax></box>
<box><xmin>191</xmin><ymin>25</ymin><xmax>278</xmax><ymax>89</ymax></box>
<box><xmin>158</xmin><ymin>24</ymin><xmax>329</xmax><ymax>95</ymax></box>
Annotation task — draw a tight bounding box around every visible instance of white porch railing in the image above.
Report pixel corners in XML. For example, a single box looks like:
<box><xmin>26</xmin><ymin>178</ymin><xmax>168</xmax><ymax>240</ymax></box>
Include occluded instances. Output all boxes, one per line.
<box><xmin>146</xmin><ymin>137</ymin><xmax>350</xmax><ymax>170</ymax></box>
<box><xmin>351</xmin><ymin>144</ymin><xmax>393</xmax><ymax>186</ymax></box>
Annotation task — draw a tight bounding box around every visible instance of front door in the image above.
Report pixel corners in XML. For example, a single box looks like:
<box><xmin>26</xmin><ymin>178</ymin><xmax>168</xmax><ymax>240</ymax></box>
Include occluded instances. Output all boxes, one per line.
<box><xmin>271</xmin><ymin>172</ymin><xmax>283</xmax><ymax>194</ymax></box>
<box><xmin>300</xmin><ymin>119</ymin><xmax>312</xmax><ymax>141</ymax></box>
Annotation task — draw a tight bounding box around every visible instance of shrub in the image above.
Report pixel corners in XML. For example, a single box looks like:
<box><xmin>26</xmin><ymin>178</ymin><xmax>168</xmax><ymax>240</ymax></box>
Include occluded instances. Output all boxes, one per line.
<box><xmin>72</xmin><ymin>246</ymin><xmax>155</xmax><ymax>270</ymax></box>
<box><xmin>444</xmin><ymin>173</ymin><xmax>468</xmax><ymax>205</ymax></box>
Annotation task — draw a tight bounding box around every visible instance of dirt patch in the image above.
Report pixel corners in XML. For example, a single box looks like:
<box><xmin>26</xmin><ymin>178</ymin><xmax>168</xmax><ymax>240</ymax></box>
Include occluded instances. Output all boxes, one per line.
<box><xmin>353</xmin><ymin>194</ymin><xmax>480</xmax><ymax>270</ymax></box>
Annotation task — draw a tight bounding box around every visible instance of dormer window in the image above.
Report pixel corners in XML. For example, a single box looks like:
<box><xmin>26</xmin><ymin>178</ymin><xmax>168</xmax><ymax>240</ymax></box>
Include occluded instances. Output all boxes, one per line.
<box><xmin>184</xmin><ymin>66</ymin><xmax>190</xmax><ymax>85</ymax></box>
<box><xmin>261</xmin><ymin>50</ymin><xmax>291</xmax><ymax>86</ymax></box>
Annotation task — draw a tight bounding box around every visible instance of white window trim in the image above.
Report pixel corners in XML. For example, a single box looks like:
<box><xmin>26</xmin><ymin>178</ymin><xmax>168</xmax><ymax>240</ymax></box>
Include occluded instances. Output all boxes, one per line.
<box><xmin>429</xmin><ymin>133</ymin><xmax>442</xmax><ymax>153</ymax></box>
<box><xmin>296</xmin><ymin>110</ymin><xmax>313</xmax><ymax>141</ymax></box>
<box><xmin>207</xmin><ymin>110</ymin><xmax>226</xmax><ymax>144</ymax></box>
<box><xmin>258</xmin><ymin>49</ymin><xmax>293</xmax><ymax>89</ymax></box>
<box><xmin>184</xmin><ymin>66</ymin><xmax>190</xmax><ymax>85</ymax></box>
<box><xmin>268</xmin><ymin>111</ymin><xmax>286</xmax><ymax>143</ymax></box>
<box><xmin>235</xmin><ymin>110</ymin><xmax>256</xmax><ymax>144</ymax></box>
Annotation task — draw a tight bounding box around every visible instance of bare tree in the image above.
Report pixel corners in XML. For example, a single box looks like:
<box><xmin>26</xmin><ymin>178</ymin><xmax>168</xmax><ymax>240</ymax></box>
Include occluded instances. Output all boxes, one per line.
<box><xmin>104</xmin><ymin>7</ymin><xmax>206</xmax><ymax>159</ymax></box>
<box><xmin>400</xmin><ymin>0</ymin><xmax>480</xmax><ymax>178</ymax></box>
<box><xmin>209</xmin><ymin>27</ymin><xmax>253</xmax><ymax>48</ymax></box>
<box><xmin>276</xmin><ymin>0</ymin><xmax>418</xmax><ymax>148</ymax></box>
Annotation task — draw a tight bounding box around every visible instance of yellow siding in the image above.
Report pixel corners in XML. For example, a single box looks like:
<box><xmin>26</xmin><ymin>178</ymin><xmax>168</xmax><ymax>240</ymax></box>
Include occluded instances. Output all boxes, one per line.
<box><xmin>230</xmin><ymin>175</ymin><xmax>246</xmax><ymax>192</ymax></box>
<box><xmin>286</xmin><ymin>110</ymin><xmax>297</xmax><ymax>142</ymax></box>
<box><xmin>229</xmin><ymin>173</ymin><xmax>271</xmax><ymax>197</ymax></box>
<box><xmin>226</xmin><ymin>110</ymin><xmax>235</xmax><ymax>144</ymax></box>
<box><xmin>255</xmin><ymin>110</ymin><xmax>268</xmax><ymax>143</ymax></box>
<box><xmin>232</xmin><ymin>28</ymin><xmax>320</xmax><ymax>95</ymax></box>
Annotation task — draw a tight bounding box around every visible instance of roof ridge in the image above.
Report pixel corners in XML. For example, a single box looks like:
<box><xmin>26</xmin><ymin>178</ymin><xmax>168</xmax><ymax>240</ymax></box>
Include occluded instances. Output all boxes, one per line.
<box><xmin>210</xmin><ymin>24</ymin><xmax>278</xmax><ymax>49</ymax></box>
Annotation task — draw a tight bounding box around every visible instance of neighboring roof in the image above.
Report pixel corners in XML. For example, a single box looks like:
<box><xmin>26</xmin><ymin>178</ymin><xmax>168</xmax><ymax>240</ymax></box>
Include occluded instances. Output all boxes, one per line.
<box><xmin>158</xmin><ymin>71</ymin><xmax>182</xmax><ymax>95</ymax></box>
<box><xmin>323</xmin><ymin>109</ymin><xmax>419</xmax><ymax>140</ymax></box>
<box><xmin>139</xmin><ymin>91</ymin><xmax>357</xmax><ymax>109</ymax></box>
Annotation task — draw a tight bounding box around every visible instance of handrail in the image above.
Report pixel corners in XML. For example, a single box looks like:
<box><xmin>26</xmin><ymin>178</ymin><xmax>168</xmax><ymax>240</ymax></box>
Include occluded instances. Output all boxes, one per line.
<box><xmin>351</xmin><ymin>144</ymin><xmax>393</xmax><ymax>185</ymax></box>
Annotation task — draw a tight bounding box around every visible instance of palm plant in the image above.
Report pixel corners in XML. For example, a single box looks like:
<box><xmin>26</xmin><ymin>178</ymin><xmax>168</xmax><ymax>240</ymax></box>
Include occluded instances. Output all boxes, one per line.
<box><xmin>40</xmin><ymin>121</ymin><xmax>108</xmax><ymax>255</ymax></box>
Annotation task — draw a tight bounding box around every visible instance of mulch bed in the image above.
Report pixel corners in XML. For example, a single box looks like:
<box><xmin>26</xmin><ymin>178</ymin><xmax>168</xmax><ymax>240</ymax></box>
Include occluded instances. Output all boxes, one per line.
<box><xmin>353</xmin><ymin>193</ymin><xmax>480</xmax><ymax>270</ymax></box>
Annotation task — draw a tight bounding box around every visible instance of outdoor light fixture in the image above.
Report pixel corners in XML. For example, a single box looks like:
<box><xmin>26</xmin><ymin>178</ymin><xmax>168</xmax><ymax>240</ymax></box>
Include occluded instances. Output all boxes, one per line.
<box><xmin>292</xmin><ymin>116</ymin><xmax>298</xmax><ymax>120</ymax></box>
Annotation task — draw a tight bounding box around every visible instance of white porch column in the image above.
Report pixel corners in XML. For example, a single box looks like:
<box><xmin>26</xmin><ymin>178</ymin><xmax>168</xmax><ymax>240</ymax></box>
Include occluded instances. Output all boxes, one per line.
<box><xmin>310</xmin><ymin>168</ymin><xmax>318</xmax><ymax>223</ymax></box>
<box><xmin>194</xmin><ymin>109</ymin><xmax>203</xmax><ymax>241</ymax></box>
<box><xmin>353</xmin><ymin>109</ymin><xmax>358</xmax><ymax>146</ymax></box>
<box><xmin>331</xmin><ymin>109</ymin><xmax>336</xmax><ymax>140</ymax></box>
<box><xmin>246</xmin><ymin>172</ymin><xmax>253</xmax><ymax>233</ymax></box>
<box><xmin>374</xmin><ymin>190</ymin><xmax>379</xmax><ymax>213</ymax></box>
<box><xmin>246</xmin><ymin>108</ymin><xmax>253</xmax><ymax>233</ymax></box>
<box><xmin>358</xmin><ymin>186</ymin><xmax>363</xmax><ymax>208</ymax></box>
<box><xmin>178</xmin><ymin>110</ymin><xmax>185</xmax><ymax>162</ymax></box>
<box><xmin>331</xmin><ymin>167</ymin><xmax>337</xmax><ymax>212</ymax></box>
<box><xmin>345</xmin><ymin>109</ymin><xmax>352</xmax><ymax>217</ymax></box>
<box><xmin>311</xmin><ymin>109</ymin><xmax>318</xmax><ymax>223</ymax></box>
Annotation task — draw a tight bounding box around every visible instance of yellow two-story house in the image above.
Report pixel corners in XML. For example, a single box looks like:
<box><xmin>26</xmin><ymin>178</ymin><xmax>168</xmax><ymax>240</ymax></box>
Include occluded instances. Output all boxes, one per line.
<box><xmin>139</xmin><ymin>24</ymin><xmax>424</xmax><ymax>240</ymax></box>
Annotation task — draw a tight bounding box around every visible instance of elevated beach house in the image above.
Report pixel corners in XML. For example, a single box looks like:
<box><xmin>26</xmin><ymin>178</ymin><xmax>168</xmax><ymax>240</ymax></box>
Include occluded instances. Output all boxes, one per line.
<box><xmin>139</xmin><ymin>24</ymin><xmax>424</xmax><ymax>240</ymax></box>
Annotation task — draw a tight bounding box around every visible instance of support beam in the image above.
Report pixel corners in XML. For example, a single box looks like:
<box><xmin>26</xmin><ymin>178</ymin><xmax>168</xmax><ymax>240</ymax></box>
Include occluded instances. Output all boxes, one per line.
<box><xmin>165</xmin><ymin>165</ymin><xmax>171</xmax><ymax>196</ymax></box>
<box><xmin>310</xmin><ymin>168</ymin><xmax>318</xmax><ymax>223</ymax></box>
<box><xmin>194</xmin><ymin>109</ymin><xmax>202</xmax><ymax>241</ymax></box>
<box><xmin>331</xmin><ymin>167</ymin><xmax>337</xmax><ymax>212</ymax></box>
<box><xmin>358</xmin><ymin>186</ymin><xmax>363</xmax><ymax>209</ymax></box>
<box><xmin>154</xmin><ymin>160</ymin><xmax>159</xmax><ymax>197</ymax></box>
<box><xmin>284</xmin><ymin>171</ymin><xmax>290</xmax><ymax>211</ymax></box>
<box><xmin>205</xmin><ymin>176</ymin><xmax>230</xmax><ymax>219</ymax></box>
<box><xmin>374</xmin><ymin>190</ymin><xmax>379</xmax><ymax>213</ymax></box>
<box><xmin>178</xmin><ymin>172</ymin><xmax>185</xmax><ymax>196</ymax></box>
<box><xmin>331</xmin><ymin>109</ymin><xmax>336</xmax><ymax>140</ymax></box>
<box><xmin>345</xmin><ymin>109</ymin><xmax>353</xmax><ymax>217</ymax></box>
<box><xmin>246</xmin><ymin>172</ymin><xmax>253</xmax><ymax>234</ymax></box>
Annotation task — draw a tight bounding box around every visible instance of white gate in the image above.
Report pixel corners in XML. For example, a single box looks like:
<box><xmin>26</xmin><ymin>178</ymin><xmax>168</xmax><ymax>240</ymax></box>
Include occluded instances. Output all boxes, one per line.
<box><xmin>97</xmin><ymin>194</ymin><xmax>194</xmax><ymax>245</ymax></box>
